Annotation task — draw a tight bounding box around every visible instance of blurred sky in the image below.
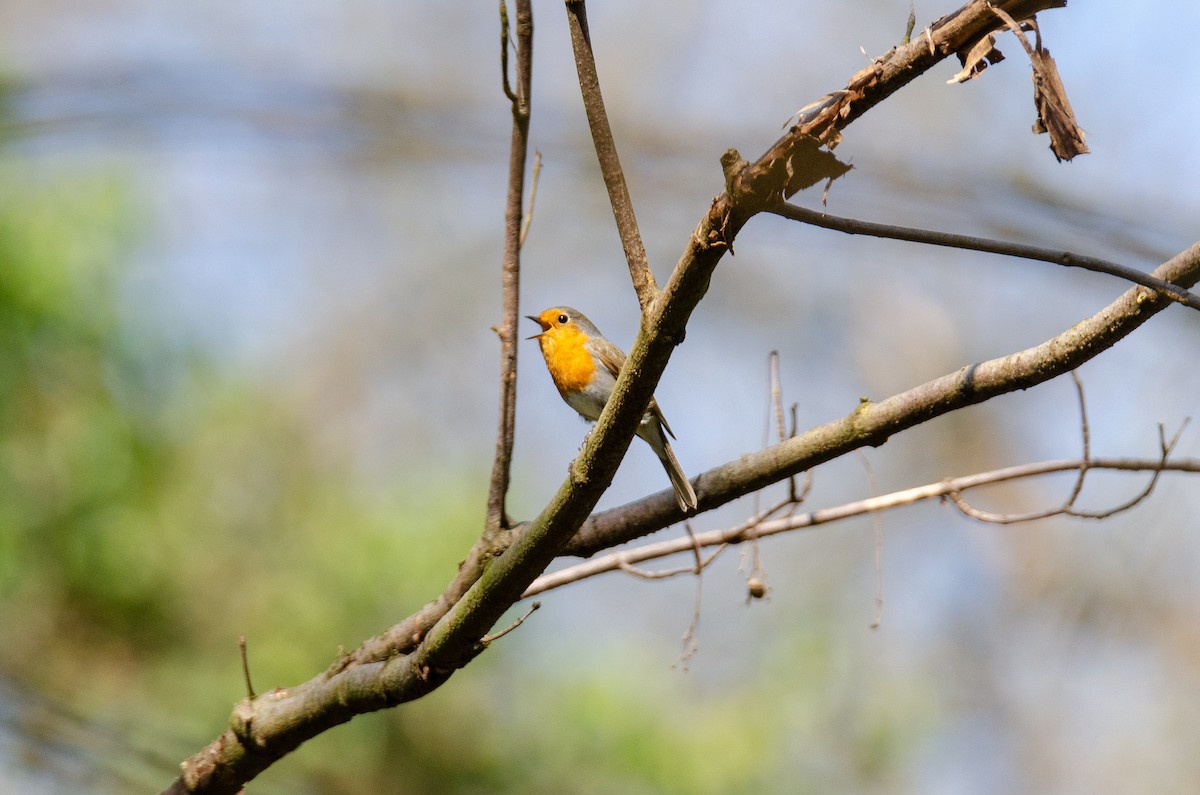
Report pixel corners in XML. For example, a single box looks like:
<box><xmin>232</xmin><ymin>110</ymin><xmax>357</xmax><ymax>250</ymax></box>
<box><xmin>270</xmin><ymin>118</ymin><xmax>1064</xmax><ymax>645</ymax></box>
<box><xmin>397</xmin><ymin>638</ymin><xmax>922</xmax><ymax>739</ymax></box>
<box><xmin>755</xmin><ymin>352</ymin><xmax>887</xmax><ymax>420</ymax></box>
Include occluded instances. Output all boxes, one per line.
<box><xmin>1</xmin><ymin>1</ymin><xmax>1199</xmax><ymax>792</ymax></box>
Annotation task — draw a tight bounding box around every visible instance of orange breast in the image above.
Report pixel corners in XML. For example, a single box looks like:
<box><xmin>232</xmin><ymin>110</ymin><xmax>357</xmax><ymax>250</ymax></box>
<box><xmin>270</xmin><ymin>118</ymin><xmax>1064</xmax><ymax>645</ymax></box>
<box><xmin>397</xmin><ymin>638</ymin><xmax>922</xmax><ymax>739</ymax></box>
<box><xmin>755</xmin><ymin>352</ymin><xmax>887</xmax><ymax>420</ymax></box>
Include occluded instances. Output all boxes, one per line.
<box><xmin>539</xmin><ymin>325</ymin><xmax>595</xmax><ymax>395</ymax></box>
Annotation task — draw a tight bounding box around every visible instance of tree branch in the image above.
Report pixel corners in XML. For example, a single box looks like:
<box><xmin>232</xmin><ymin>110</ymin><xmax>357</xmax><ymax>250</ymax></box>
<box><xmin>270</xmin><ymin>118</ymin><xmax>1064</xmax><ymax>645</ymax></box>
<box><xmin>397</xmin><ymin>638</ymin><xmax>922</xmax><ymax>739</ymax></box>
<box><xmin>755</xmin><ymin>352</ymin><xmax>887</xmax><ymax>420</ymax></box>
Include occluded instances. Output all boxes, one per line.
<box><xmin>768</xmin><ymin>201</ymin><xmax>1200</xmax><ymax>312</ymax></box>
<box><xmin>526</xmin><ymin>455</ymin><xmax>1200</xmax><ymax>597</ymax></box>
<box><xmin>725</xmin><ymin>0</ymin><xmax>1070</xmax><ymax>204</ymax></box>
<box><xmin>564</xmin><ymin>0</ymin><xmax>658</xmax><ymax>308</ymax></box>
<box><xmin>485</xmin><ymin>0</ymin><xmax>534</xmax><ymax>533</ymax></box>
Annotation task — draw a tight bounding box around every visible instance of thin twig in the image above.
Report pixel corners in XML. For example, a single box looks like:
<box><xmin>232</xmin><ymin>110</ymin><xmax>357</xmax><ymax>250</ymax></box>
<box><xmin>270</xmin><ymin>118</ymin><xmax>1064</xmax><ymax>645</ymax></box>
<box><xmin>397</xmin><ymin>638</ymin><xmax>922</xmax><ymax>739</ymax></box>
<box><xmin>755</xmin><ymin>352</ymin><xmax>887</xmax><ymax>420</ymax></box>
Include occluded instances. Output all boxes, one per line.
<box><xmin>482</xmin><ymin>602</ymin><xmax>541</xmax><ymax>644</ymax></box>
<box><xmin>948</xmin><ymin>371</ymin><xmax>1094</xmax><ymax>524</ymax></box>
<box><xmin>742</xmin><ymin>351</ymin><xmax>793</xmax><ymax>591</ymax></box>
<box><xmin>564</xmin><ymin>0</ymin><xmax>657</xmax><ymax>307</ymax></box>
<box><xmin>768</xmin><ymin>201</ymin><xmax>1200</xmax><ymax>312</ymax></box>
<box><xmin>1061</xmin><ymin>371</ymin><xmax>1091</xmax><ymax>509</ymax></box>
<box><xmin>769</xmin><ymin>351</ymin><xmax>802</xmax><ymax>501</ymax></box>
<box><xmin>675</xmin><ymin>576</ymin><xmax>703</xmax><ymax>670</ymax></box>
<box><xmin>1068</xmin><ymin>419</ymin><xmax>1190</xmax><ymax>519</ymax></box>
<box><xmin>519</xmin><ymin>150</ymin><xmax>542</xmax><ymax>248</ymax></box>
<box><xmin>524</xmin><ymin>456</ymin><xmax>1200</xmax><ymax>597</ymax></box>
<box><xmin>770</xmin><ymin>351</ymin><xmax>787</xmax><ymax>445</ymax></box>
<box><xmin>485</xmin><ymin>0</ymin><xmax>534</xmax><ymax>533</ymax></box>
<box><xmin>618</xmin><ymin>560</ymin><xmax>695</xmax><ymax>580</ymax></box>
<box><xmin>684</xmin><ymin>521</ymin><xmax>704</xmax><ymax>574</ymax></box>
<box><xmin>617</xmin><ymin>548</ymin><xmax>723</xmax><ymax>581</ymax></box>
<box><xmin>499</xmin><ymin>1</ymin><xmax>518</xmax><ymax>104</ymax></box>
<box><xmin>946</xmin><ymin>421</ymin><xmax>1184</xmax><ymax>525</ymax></box>
<box><xmin>790</xmin><ymin>403</ymin><xmax>814</xmax><ymax>503</ymax></box>
<box><xmin>855</xmin><ymin>450</ymin><xmax>885</xmax><ymax>629</ymax></box>
<box><xmin>239</xmin><ymin>635</ymin><xmax>255</xmax><ymax>700</ymax></box>
<box><xmin>945</xmin><ymin>490</ymin><xmax>1053</xmax><ymax>523</ymax></box>
<box><xmin>676</xmin><ymin>520</ymin><xmax>708</xmax><ymax>667</ymax></box>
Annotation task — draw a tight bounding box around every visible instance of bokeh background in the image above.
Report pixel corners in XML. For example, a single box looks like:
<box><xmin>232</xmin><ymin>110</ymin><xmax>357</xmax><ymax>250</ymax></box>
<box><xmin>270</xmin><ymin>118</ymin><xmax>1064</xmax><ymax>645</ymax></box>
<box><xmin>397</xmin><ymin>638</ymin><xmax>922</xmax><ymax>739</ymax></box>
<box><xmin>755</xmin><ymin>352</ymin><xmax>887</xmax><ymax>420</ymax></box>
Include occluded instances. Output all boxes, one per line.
<box><xmin>1</xmin><ymin>1</ymin><xmax>1198</xmax><ymax>792</ymax></box>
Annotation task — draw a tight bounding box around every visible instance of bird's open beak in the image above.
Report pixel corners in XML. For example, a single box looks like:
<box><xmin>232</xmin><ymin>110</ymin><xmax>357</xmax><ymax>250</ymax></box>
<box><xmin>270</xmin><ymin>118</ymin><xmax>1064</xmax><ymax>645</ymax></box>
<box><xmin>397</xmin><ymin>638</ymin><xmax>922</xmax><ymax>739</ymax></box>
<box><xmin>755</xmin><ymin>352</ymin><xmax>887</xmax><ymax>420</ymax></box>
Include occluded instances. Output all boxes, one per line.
<box><xmin>525</xmin><ymin>314</ymin><xmax>547</xmax><ymax>339</ymax></box>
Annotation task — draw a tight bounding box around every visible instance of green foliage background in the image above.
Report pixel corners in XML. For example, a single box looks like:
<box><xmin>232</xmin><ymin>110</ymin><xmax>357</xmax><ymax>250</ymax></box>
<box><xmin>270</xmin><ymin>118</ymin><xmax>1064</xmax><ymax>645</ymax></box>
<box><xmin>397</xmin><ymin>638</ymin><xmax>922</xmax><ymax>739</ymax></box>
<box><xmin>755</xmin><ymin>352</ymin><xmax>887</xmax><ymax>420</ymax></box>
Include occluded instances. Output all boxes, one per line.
<box><xmin>0</xmin><ymin>147</ymin><xmax>487</xmax><ymax>790</ymax></box>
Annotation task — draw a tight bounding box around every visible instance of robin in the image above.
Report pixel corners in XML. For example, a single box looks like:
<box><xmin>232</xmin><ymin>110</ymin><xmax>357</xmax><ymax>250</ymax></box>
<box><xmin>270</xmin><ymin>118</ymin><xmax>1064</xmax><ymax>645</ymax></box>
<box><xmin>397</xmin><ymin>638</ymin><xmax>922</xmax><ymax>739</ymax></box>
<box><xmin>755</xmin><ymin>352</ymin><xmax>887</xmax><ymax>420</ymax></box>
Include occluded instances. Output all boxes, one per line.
<box><xmin>527</xmin><ymin>306</ymin><xmax>698</xmax><ymax>512</ymax></box>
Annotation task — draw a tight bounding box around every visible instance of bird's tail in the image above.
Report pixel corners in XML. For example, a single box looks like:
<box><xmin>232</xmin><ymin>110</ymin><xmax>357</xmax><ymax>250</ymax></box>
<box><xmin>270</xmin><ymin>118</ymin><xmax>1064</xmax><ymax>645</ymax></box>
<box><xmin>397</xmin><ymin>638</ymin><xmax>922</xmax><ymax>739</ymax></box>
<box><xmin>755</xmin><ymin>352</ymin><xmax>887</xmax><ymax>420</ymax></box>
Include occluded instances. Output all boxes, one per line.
<box><xmin>641</xmin><ymin>423</ymin><xmax>698</xmax><ymax>512</ymax></box>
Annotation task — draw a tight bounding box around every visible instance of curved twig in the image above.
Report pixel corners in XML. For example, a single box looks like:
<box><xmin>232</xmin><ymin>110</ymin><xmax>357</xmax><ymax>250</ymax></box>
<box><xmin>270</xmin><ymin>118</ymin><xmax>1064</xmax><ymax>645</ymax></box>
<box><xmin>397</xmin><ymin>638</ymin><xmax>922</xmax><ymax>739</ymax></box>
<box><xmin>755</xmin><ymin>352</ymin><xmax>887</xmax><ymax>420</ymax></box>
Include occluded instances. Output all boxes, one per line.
<box><xmin>768</xmin><ymin>201</ymin><xmax>1200</xmax><ymax>312</ymax></box>
<box><xmin>525</xmin><ymin>455</ymin><xmax>1200</xmax><ymax>597</ymax></box>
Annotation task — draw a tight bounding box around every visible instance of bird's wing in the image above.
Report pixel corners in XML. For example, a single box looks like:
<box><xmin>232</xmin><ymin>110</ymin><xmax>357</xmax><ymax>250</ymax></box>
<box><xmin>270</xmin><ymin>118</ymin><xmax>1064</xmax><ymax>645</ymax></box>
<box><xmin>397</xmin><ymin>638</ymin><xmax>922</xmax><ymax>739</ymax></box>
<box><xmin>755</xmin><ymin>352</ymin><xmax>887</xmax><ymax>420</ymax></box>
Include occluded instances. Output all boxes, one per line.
<box><xmin>650</xmin><ymin>400</ymin><xmax>676</xmax><ymax>439</ymax></box>
<box><xmin>590</xmin><ymin>338</ymin><xmax>626</xmax><ymax>380</ymax></box>
<box><xmin>591</xmin><ymin>338</ymin><xmax>677</xmax><ymax>440</ymax></box>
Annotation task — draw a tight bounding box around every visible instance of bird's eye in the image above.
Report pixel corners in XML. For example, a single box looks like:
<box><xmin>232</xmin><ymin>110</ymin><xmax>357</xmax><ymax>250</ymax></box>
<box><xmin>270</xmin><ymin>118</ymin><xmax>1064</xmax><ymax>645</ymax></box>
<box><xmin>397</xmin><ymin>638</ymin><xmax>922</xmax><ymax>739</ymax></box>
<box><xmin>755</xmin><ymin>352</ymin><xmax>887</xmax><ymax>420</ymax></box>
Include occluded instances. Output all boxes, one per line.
<box><xmin>557</xmin><ymin>313</ymin><xmax>569</xmax><ymax>324</ymax></box>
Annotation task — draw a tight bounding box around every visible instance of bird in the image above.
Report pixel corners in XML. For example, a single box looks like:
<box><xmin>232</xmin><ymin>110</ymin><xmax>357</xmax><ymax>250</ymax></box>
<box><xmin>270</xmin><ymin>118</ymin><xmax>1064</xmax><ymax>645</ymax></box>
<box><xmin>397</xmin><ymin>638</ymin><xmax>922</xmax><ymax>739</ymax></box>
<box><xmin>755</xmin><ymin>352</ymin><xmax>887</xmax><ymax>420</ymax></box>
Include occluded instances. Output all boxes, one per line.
<box><xmin>526</xmin><ymin>306</ymin><xmax>698</xmax><ymax>512</ymax></box>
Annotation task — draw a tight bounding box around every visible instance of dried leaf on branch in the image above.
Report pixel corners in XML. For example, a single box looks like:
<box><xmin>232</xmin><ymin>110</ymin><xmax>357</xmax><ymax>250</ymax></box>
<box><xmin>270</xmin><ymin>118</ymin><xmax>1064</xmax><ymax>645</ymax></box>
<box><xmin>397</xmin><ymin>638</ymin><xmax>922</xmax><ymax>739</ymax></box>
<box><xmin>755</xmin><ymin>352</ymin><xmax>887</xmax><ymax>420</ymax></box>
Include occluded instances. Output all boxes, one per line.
<box><xmin>992</xmin><ymin>8</ymin><xmax>1089</xmax><ymax>161</ymax></box>
<box><xmin>948</xmin><ymin>31</ymin><xmax>1005</xmax><ymax>83</ymax></box>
